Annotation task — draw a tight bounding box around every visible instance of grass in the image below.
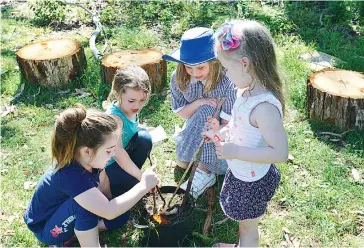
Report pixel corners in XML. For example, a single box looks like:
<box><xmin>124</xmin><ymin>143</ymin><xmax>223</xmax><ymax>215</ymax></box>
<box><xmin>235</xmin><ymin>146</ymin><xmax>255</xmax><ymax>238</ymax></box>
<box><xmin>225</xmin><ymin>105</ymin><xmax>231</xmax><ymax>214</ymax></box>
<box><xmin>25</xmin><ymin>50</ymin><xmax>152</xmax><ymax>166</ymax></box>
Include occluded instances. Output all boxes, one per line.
<box><xmin>1</xmin><ymin>1</ymin><xmax>364</xmax><ymax>247</ymax></box>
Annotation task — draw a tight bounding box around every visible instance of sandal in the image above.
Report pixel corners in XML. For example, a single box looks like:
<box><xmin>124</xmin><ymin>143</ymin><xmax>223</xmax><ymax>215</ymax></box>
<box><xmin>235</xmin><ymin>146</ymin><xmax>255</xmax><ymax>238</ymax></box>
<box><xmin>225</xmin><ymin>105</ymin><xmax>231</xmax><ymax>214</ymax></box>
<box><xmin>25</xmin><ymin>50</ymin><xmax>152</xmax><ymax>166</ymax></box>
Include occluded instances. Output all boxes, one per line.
<box><xmin>213</xmin><ymin>243</ymin><xmax>237</xmax><ymax>247</ymax></box>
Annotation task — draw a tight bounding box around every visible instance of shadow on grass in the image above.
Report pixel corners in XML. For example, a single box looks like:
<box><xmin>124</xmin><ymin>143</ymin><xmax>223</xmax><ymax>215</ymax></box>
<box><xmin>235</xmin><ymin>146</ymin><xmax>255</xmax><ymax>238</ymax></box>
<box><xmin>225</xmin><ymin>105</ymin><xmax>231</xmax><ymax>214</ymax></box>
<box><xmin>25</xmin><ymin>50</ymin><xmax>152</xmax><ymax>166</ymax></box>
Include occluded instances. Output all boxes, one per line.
<box><xmin>308</xmin><ymin>121</ymin><xmax>364</xmax><ymax>159</ymax></box>
<box><xmin>284</xmin><ymin>2</ymin><xmax>364</xmax><ymax>72</ymax></box>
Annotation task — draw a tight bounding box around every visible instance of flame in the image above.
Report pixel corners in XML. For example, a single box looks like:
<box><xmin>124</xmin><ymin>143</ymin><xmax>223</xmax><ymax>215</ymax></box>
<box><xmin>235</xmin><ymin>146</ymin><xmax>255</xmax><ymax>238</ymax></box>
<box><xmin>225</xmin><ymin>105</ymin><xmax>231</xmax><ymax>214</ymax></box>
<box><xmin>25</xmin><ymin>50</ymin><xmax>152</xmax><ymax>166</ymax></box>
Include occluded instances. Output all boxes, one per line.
<box><xmin>152</xmin><ymin>214</ymin><xmax>171</xmax><ymax>224</ymax></box>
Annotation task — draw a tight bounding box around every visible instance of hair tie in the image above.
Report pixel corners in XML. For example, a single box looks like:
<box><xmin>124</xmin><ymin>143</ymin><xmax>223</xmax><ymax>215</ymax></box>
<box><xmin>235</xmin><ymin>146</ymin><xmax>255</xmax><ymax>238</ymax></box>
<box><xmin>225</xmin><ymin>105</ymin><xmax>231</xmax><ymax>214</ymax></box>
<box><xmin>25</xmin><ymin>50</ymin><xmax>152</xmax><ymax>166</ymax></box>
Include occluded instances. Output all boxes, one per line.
<box><xmin>216</xmin><ymin>23</ymin><xmax>241</xmax><ymax>51</ymax></box>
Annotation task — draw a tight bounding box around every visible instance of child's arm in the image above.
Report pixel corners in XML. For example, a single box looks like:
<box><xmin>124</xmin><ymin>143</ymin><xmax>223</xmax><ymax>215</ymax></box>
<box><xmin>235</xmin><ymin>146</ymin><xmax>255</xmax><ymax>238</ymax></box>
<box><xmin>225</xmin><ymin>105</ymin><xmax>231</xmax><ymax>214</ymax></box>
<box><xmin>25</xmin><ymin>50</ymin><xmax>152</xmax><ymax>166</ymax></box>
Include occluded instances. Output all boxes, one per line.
<box><xmin>112</xmin><ymin>115</ymin><xmax>142</xmax><ymax>180</ymax></box>
<box><xmin>113</xmin><ymin>139</ymin><xmax>142</xmax><ymax>181</ymax></box>
<box><xmin>215</xmin><ymin>103</ymin><xmax>288</xmax><ymax>163</ymax></box>
<box><xmin>74</xmin><ymin>168</ymin><xmax>158</xmax><ymax>220</ymax></box>
<box><xmin>177</xmin><ymin>98</ymin><xmax>218</xmax><ymax>119</ymax></box>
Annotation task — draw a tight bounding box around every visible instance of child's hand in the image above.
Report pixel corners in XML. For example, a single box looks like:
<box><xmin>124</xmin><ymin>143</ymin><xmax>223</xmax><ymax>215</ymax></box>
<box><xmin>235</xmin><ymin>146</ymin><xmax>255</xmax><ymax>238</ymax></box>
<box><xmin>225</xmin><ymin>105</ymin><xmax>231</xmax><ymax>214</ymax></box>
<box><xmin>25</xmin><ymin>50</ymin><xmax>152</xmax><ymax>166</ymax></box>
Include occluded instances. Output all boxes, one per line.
<box><xmin>201</xmin><ymin>129</ymin><xmax>218</xmax><ymax>143</ymax></box>
<box><xmin>204</xmin><ymin>116</ymin><xmax>220</xmax><ymax>131</ymax></box>
<box><xmin>141</xmin><ymin>168</ymin><xmax>159</xmax><ymax>191</ymax></box>
<box><xmin>214</xmin><ymin>141</ymin><xmax>239</xmax><ymax>160</ymax></box>
<box><xmin>198</xmin><ymin>98</ymin><xmax>217</xmax><ymax>108</ymax></box>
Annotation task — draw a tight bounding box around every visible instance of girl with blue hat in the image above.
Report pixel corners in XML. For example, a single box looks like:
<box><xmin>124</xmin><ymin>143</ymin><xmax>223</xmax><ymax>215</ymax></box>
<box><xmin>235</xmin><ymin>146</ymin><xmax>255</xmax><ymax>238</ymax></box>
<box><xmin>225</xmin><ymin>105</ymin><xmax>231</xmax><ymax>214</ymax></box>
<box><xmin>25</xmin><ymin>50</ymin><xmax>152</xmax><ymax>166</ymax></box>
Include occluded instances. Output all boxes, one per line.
<box><xmin>162</xmin><ymin>27</ymin><xmax>237</xmax><ymax>199</ymax></box>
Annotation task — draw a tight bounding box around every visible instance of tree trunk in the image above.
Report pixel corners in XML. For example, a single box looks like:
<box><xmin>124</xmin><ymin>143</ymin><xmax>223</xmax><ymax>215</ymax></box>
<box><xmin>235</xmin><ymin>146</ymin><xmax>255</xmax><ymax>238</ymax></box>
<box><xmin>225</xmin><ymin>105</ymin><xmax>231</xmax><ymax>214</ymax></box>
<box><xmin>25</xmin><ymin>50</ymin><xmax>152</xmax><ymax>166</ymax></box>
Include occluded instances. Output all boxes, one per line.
<box><xmin>306</xmin><ymin>68</ymin><xmax>364</xmax><ymax>130</ymax></box>
<box><xmin>16</xmin><ymin>39</ymin><xmax>86</xmax><ymax>88</ymax></box>
<box><xmin>101</xmin><ymin>49</ymin><xmax>167</xmax><ymax>93</ymax></box>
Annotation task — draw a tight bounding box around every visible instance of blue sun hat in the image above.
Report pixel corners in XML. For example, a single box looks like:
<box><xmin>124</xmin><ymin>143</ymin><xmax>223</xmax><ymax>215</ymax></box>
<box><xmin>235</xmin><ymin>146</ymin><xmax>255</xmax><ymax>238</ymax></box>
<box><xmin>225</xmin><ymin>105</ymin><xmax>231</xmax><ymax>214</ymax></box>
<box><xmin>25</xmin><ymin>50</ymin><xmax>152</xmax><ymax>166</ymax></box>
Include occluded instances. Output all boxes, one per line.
<box><xmin>162</xmin><ymin>27</ymin><xmax>216</xmax><ymax>65</ymax></box>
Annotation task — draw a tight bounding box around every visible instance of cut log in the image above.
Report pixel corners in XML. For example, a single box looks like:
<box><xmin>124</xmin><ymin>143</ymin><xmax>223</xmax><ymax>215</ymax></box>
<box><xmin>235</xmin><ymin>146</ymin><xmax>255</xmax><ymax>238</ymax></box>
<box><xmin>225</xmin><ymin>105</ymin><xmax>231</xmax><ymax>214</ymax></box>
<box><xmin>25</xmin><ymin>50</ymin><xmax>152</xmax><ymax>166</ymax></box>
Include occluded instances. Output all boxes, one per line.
<box><xmin>306</xmin><ymin>68</ymin><xmax>364</xmax><ymax>130</ymax></box>
<box><xmin>16</xmin><ymin>39</ymin><xmax>86</xmax><ymax>88</ymax></box>
<box><xmin>101</xmin><ymin>49</ymin><xmax>167</xmax><ymax>93</ymax></box>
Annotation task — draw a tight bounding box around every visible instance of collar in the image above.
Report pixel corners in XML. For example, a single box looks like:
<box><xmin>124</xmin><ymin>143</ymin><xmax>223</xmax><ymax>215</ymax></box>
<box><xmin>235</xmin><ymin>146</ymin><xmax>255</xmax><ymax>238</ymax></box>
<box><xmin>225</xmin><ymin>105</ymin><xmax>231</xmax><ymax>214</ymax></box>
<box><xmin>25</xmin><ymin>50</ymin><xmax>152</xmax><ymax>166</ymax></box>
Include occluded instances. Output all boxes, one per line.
<box><xmin>190</xmin><ymin>77</ymin><xmax>207</xmax><ymax>85</ymax></box>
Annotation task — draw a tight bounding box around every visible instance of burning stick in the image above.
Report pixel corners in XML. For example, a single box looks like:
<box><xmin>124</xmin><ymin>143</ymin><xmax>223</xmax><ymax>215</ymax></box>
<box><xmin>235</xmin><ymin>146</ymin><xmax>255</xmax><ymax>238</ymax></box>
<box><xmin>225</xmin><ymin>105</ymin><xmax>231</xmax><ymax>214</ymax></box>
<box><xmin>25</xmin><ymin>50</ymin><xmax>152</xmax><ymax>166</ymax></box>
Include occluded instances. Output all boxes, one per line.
<box><xmin>164</xmin><ymin>98</ymin><xmax>226</xmax><ymax>210</ymax></box>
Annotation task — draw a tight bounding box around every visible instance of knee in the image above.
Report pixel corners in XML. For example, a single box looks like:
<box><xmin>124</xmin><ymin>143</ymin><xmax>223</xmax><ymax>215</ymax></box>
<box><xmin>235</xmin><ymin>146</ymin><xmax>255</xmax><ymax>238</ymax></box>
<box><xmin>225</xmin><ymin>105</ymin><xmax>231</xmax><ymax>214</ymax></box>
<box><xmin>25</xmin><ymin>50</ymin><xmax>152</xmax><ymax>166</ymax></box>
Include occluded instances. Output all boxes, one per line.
<box><xmin>137</xmin><ymin>130</ymin><xmax>153</xmax><ymax>152</ymax></box>
<box><xmin>195</xmin><ymin>105</ymin><xmax>215</xmax><ymax>123</ymax></box>
<box><xmin>73</xmin><ymin>202</ymin><xmax>99</xmax><ymax>231</ymax></box>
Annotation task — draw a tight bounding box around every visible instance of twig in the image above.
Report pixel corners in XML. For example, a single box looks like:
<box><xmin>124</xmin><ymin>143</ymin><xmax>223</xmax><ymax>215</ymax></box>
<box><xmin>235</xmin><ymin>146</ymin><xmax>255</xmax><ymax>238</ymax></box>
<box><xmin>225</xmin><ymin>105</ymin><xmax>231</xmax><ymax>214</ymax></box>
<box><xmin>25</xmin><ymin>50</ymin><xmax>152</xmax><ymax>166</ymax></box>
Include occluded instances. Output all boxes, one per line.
<box><xmin>212</xmin><ymin>217</ymin><xmax>229</xmax><ymax>226</ymax></box>
<box><xmin>147</xmin><ymin>155</ymin><xmax>166</xmax><ymax>208</ymax></box>
<box><xmin>9</xmin><ymin>83</ymin><xmax>24</xmax><ymax>103</ymax></box>
<box><xmin>319</xmin><ymin>130</ymin><xmax>354</xmax><ymax>138</ymax></box>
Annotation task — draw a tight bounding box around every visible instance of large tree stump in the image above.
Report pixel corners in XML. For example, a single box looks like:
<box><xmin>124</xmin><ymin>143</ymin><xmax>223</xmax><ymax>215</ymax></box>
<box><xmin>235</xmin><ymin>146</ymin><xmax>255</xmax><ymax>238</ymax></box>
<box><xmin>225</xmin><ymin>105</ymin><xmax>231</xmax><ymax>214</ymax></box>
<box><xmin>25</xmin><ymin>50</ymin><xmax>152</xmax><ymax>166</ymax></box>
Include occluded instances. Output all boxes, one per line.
<box><xmin>307</xmin><ymin>68</ymin><xmax>364</xmax><ymax>130</ymax></box>
<box><xmin>16</xmin><ymin>39</ymin><xmax>86</xmax><ymax>88</ymax></box>
<box><xmin>101</xmin><ymin>49</ymin><xmax>167</xmax><ymax>93</ymax></box>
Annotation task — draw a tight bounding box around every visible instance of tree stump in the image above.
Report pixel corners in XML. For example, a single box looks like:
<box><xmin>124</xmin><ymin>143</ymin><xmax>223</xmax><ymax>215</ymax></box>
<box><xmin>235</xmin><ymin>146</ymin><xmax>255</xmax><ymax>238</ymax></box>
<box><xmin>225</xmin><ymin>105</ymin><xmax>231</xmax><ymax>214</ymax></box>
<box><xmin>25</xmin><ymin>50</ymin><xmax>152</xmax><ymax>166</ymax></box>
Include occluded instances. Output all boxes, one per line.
<box><xmin>16</xmin><ymin>39</ymin><xmax>86</xmax><ymax>88</ymax></box>
<box><xmin>306</xmin><ymin>68</ymin><xmax>364</xmax><ymax>130</ymax></box>
<box><xmin>101</xmin><ymin>49</ymin><xmax>167</xmax><ymax>93</ymax></box>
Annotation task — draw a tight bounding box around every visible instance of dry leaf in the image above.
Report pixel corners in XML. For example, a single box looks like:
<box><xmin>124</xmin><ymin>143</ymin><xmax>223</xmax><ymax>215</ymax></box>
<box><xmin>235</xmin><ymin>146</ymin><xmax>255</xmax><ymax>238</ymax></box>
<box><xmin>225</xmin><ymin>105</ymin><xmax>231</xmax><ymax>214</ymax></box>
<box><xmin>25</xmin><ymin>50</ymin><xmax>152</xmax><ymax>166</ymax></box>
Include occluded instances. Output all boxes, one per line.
<box><xmin>8</xmin><ymin>214</ymin><xmax>19</xmax><ymax>224</ymax></box>
<box><xmin>148</xmin><ymin>105</ymin><xmax>155</xmax><ymax>110</ymax></box>
<box><xmin>0</xmin><ymin>151</ymin><xmax>10</xmax><ymax>157</ymax></box>
<box><xmin>0</xmin><ymin>104</ymin><xmax>16</xmax><ymax>117</ymax></box>
<box><xmin>4</xmin><ymin>229</ymin><xmax>15</xmax><ymax>236</ymax></box>
<box><xmin>212</xmin><ymin>217</ymin><xmax>229</xmax><ymax>225</ymax></box>
<box><xmin>75</xmin><ymin>88</ymin><xmax>91</xmax><ymax>98</ymax></box>
<box><xmin>351</xmin><ymin>168</ymin><xmax>361</xmax><ymax>182</ymax></box>
<box><xmin>24</xmin><ymin>181</ymin><xmax>37</xmax><ymax>190</ymax></box>
<box><xmin>24</xmin><ymin>170</ymin><xmax>31</xmax><ymax>176</ymax></box>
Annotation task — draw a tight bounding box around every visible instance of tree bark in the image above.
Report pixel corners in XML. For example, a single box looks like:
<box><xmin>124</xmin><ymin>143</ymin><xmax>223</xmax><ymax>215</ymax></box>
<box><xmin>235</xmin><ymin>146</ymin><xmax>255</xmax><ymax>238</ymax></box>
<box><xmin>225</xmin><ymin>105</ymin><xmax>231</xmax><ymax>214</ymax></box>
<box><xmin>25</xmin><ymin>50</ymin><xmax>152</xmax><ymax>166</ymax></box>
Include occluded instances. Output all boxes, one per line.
<box><xmin>101</xmin><ymin>49</ymin><xmax>167</xmax><ymax>93</ymax></box>
<box><xmin>306</xmin><ymin>68</ymin><xmax>364</xmax><ymax>130</ymax></box>
<box><xmin>16</xmin><ymin>39</ymin><xmax>86</xmax><ymax>88</ymax></box>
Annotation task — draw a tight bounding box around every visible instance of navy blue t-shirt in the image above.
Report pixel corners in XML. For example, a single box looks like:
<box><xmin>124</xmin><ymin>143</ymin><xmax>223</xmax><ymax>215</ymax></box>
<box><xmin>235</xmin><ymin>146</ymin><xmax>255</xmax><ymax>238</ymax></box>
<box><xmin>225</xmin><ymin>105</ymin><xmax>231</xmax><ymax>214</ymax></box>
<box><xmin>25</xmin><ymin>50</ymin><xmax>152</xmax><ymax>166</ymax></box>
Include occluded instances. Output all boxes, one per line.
<box><xmin>23</xmin><ymin>161</ymin><xmax>100</xmax><ymax>232</ymax></box>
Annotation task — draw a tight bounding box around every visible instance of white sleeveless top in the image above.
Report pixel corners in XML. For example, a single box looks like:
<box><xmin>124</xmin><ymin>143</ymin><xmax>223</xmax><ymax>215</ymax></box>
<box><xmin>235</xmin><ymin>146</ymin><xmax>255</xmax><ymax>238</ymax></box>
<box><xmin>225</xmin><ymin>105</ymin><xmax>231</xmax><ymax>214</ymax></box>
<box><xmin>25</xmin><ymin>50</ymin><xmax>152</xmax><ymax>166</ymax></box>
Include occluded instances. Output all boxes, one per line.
<box><xmin>225</xmin><ymin>92</ymin><xmax>283</xmax><ymax>182</ymax></box>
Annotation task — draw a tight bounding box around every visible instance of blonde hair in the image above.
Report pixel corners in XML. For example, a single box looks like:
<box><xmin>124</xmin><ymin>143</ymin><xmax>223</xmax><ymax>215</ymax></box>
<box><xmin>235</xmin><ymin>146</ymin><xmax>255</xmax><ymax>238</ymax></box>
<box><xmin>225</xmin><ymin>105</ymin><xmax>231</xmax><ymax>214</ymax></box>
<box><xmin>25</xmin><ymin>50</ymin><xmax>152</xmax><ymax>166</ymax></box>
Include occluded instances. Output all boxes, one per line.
<box><xmin>51</xmin><ymin>104</ymin><xmax>119</xmax><ymax>170</ymax></box>
<box><xmin>176</xmin><ymin>60</ymin><xmax>224</xmax><ymax>93</ymax></box>
<box><xmin>107</xmin><ymin>64</ymin><xmax>151</xmax><ymax>104</ymax></box>
<box><xmin>217</xmin><ymin>20</ymin><xmax>285</xmax><ymax>113</ymax></box>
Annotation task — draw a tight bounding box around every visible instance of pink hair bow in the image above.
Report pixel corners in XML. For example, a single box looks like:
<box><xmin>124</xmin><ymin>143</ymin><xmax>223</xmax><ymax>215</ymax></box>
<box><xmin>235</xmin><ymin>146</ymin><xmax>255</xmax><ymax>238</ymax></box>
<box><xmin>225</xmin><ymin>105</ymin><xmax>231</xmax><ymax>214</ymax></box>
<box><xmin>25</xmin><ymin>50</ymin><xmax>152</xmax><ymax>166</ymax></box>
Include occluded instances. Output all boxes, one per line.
<box><xmin>216</xmin><ymin>23</ymin><xmax>240</xmax><ymax>51</ymax></box>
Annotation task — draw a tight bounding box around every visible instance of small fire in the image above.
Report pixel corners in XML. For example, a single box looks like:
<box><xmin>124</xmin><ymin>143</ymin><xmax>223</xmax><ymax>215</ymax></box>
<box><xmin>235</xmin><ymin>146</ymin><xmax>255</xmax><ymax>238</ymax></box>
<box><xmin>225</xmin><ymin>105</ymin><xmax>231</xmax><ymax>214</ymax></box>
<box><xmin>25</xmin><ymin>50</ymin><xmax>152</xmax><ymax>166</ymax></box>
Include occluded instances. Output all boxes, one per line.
<box><xmin>152</xmin><ymin>214</ymin><xmax>171</xmax><ymax>225</ymax></box>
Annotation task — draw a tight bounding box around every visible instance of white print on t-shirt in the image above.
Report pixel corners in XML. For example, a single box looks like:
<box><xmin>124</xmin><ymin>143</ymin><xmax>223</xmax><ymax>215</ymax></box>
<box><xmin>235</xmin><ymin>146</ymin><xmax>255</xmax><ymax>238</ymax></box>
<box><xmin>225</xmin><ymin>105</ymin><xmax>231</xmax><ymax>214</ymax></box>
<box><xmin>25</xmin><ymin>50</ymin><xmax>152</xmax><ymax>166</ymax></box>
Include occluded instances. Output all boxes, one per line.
<box><xmin>62</xmin><ymin>215</ymin><xmax>76</xmax><ymax>232</ymax></box>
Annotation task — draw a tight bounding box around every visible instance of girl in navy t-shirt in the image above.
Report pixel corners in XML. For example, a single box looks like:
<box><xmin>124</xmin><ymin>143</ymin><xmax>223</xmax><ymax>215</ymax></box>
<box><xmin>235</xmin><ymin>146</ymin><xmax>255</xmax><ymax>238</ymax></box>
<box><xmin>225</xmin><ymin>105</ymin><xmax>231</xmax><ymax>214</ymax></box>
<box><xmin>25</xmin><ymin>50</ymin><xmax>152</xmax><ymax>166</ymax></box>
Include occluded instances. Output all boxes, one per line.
<box><xmin>24</xmin><ymin>105</ymin><xmax>159</xmax><ymax>246</ymax></box>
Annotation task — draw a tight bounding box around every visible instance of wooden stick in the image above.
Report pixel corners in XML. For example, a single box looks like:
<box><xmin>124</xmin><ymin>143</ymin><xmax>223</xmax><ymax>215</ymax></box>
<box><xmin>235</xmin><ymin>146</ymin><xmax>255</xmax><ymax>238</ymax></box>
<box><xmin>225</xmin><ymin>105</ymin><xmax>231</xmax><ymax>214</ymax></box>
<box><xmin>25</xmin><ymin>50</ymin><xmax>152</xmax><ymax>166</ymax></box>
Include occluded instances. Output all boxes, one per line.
<box><xmin>147</xmin><ymin>155</ymin><xmax>166</xmax><ymax>210</ymax></box>
<box><xmin>182</xmin><ymin>98</ymin><xmax>226</xmax><ymax>205</ymax></box>
<box><xmin>203</xmin><ymin>185</ymin><xmax>215</xmax><ymax>236</ymax></box>
<box><xmin>164</xmin><ymin>98</ymin><xmax>226</xmax><ymax>209</ymax></box>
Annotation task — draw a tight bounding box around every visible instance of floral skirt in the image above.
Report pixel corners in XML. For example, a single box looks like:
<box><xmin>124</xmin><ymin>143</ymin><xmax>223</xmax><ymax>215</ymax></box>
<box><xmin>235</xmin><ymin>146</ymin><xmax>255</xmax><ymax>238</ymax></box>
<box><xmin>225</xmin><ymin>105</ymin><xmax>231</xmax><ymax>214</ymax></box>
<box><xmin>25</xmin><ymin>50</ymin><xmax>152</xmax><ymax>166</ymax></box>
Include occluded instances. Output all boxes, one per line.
<box><xmin>219</xmin><ymin>165</ymin><xmax>281</xmax><ymax>221</ymax></box>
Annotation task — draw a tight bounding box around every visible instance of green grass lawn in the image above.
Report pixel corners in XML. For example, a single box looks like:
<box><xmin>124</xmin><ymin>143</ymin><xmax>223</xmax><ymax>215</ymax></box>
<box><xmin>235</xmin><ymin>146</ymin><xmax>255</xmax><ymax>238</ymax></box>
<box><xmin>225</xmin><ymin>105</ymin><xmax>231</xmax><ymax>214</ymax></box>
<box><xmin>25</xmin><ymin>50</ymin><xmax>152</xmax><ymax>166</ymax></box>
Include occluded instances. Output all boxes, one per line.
<box><xmin>1</xmin><ymin>2</ymin><xmax>363</xmax><ymax>247</ymax></box>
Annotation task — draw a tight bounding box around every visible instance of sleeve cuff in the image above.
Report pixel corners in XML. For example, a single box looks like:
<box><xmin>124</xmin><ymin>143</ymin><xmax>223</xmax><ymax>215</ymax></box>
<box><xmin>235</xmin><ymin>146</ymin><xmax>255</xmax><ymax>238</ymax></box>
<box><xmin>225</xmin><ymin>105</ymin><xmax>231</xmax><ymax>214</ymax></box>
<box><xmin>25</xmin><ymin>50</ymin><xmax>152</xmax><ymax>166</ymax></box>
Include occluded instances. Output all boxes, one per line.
<box><xmin>220</xmin><ymin>111</ymin><xmax>231</xmax><ymax>121</ymax></box>
<box><xmin>172</xmin><ymin>106</ymin><xmax>184</xmax><ymax>113</ymax></box>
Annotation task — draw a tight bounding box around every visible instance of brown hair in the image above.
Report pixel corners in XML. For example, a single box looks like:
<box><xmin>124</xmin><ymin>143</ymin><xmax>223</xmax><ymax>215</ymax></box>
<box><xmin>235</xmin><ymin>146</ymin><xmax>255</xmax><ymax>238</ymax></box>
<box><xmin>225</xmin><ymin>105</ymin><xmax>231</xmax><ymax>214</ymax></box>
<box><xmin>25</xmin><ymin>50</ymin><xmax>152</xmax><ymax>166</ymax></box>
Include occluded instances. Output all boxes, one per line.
<box><xmin>217</xmin><ymin>20</ymin><xmax>285</xmax><ymax>113</ymax></box>
<box><xmin>176</xmin><ymin>59</ymin><xmax>224</xmax><ymax>93</ymax></box>
<box><xmin>51</xmin><ymin>104</ymin><xmax>119</xmax><ymax>170</ymax></box>
<box><xmin>107</xmin><ymin>64</ymin><xmax>151</xmax><ymax>104</ymax></box>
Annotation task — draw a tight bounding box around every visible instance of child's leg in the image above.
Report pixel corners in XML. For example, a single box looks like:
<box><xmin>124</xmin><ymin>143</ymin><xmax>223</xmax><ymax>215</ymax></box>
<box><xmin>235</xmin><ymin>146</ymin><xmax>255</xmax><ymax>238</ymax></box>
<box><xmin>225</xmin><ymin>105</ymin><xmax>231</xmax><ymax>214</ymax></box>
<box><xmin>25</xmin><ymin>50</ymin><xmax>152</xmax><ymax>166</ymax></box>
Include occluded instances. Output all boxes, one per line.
<box><xmin>126</xmin><ymin>130</ymin><xmax>152</xmax><ymax>167</ymax></box>
<box><xmin>238</xmin><ymin>218</ymin><xmax>260</xmax><ymax>247</ymax></box>
<box><xmin>36</xmin><ymin>198</ymin><xmax>99</xmax><ymax>246</ymax></box>
<box><xmin>106</xmin><ymin>130</ymin><xmax>152</xmax><ymax>197</ymax></box>
<box><xmin>98</xmin><ymin>211</ymin><xmax>130</xmax><ymax>231</ymax></box>
<box><xmin>75</xmin><ymin>226</ymin><xmax>100</xmax><ymax>247</ymax></box>
<box><xmin>98</xmin><ymin>169</ymin><xmax>112</xmax><ymax>198</ymax></box>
